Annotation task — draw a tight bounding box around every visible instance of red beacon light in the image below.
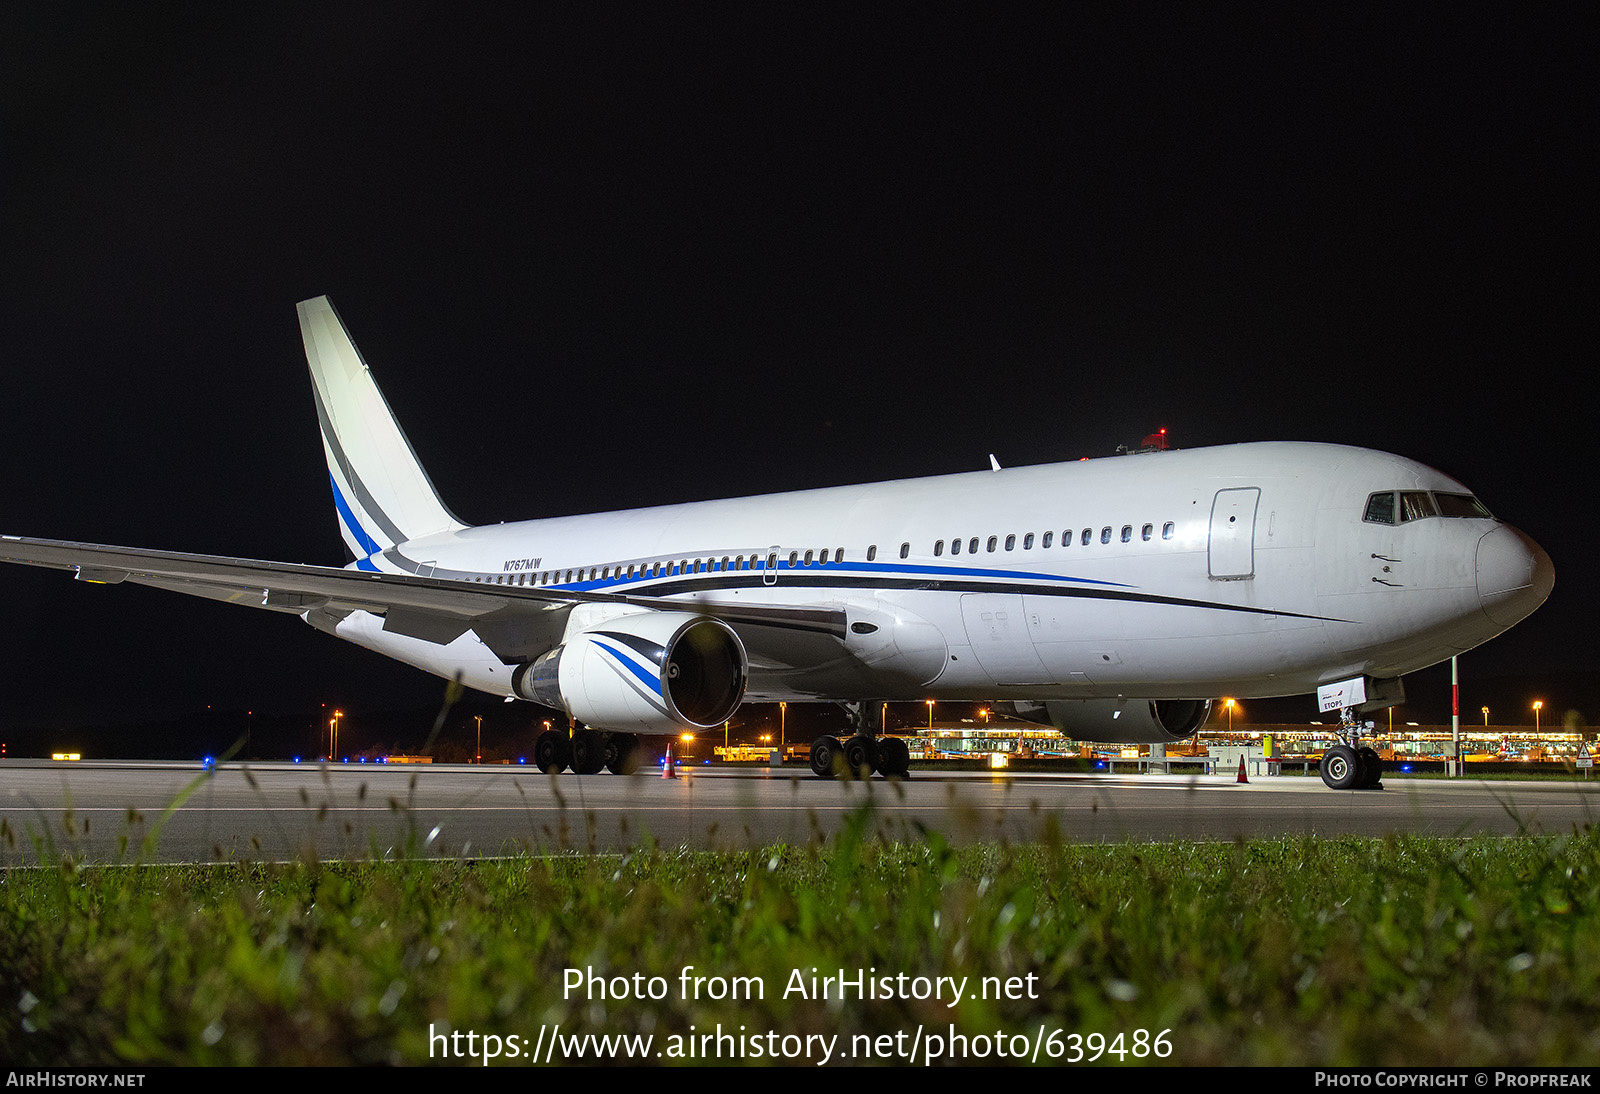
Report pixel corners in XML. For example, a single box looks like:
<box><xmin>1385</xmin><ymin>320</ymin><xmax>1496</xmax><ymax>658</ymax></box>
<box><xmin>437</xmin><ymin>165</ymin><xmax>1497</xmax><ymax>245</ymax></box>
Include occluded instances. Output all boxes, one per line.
<box><xmin>1140</xmin><ymin>429</ymin><xmax>1171</xmax><ymax>451</ymax></box>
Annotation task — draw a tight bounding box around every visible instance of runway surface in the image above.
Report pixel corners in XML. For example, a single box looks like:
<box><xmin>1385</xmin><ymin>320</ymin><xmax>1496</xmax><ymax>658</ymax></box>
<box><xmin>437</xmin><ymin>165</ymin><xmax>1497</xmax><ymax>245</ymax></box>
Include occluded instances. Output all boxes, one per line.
<box><xmin>2</xmin><ymin>759</ymin><xmax>1597</xmax><ymax>864</ymax></box>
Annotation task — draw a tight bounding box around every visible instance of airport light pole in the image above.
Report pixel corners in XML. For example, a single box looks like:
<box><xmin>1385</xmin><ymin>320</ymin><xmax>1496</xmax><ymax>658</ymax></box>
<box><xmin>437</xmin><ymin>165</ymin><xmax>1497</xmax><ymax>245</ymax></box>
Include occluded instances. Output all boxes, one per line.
<box><xmin>474</xmin><ymin>715</ymin><xmax>482</xmax><ymax>763</ymax></box>
<box><xmin>1534</xmin><ymin>701</ymin><xmax>1543</xmax><ymax>734</ymax></box>
<box><xmin>779</xmin><ymin>702</ymin><xmax>786</xmax><ymax>756</ymax></box>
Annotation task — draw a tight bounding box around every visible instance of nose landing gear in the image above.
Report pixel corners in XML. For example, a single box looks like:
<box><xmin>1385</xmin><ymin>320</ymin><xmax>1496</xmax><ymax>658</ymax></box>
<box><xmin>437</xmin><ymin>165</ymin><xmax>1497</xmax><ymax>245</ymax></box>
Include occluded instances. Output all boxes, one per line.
<box><xmin>1320</xmin><ymin>709</ymin><xmax>1384</xmax><ymax>790</ymax></box>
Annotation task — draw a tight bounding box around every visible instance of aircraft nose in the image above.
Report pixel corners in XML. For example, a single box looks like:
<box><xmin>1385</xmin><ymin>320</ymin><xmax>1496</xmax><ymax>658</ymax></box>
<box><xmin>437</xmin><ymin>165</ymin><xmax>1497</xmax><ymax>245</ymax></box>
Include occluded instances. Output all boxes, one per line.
<box><xmin>1476</xmin><ymin>525</ymin><xmax>1554</xmax><ymax>627</ymax></box>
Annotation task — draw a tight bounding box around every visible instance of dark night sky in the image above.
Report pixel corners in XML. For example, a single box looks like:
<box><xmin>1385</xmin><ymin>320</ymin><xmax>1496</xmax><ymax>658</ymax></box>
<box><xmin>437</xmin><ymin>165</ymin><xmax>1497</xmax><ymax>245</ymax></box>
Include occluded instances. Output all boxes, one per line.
<box><xmin>1</xmin><ymin>5</ymin><xmax>1593</xmax><ymax>739</ymax></box>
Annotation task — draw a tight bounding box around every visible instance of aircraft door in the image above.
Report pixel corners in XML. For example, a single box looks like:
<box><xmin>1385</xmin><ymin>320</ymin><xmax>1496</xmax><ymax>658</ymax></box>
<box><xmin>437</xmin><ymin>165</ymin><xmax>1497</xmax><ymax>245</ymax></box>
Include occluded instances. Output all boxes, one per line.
<box><xmin>1209</xmin><ymin>488</ymin><xmax>1260</xmax><ymax>579</ymax></box>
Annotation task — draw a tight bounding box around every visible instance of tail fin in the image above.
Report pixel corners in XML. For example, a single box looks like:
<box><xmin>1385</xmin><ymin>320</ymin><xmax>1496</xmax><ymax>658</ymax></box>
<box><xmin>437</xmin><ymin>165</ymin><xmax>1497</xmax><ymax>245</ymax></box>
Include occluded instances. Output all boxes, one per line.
<box><xmin>298</xmin><ymin>296</ymin><xmax>465</xmax><ymax>560</ymax></box>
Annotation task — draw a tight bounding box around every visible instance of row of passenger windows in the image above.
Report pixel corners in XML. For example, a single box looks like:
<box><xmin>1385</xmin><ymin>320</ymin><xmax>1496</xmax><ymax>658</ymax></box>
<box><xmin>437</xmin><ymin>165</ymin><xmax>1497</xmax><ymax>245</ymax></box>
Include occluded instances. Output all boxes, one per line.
<box><xmin>465</xmin><ymin>521</ymin><xmax>1179</xmax><ymax>586</ymax></box>
<box><xmin>930</xmin><ymin>523</ymin><xmax>1176</xmax><ymax>556</ymax></box>
<box><xmin>471</xmin><ymin>549</ymin><xmax>843</xmax><ymax>586</ymax></box>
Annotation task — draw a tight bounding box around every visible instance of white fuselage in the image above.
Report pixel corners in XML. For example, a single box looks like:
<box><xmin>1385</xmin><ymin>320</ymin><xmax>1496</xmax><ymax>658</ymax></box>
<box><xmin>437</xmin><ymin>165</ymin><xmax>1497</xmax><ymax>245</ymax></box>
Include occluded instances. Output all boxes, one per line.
<box><xmin>323</xmin><ymin>441</ymin><xmax>1552</xmax><ymax>710</ymax></box>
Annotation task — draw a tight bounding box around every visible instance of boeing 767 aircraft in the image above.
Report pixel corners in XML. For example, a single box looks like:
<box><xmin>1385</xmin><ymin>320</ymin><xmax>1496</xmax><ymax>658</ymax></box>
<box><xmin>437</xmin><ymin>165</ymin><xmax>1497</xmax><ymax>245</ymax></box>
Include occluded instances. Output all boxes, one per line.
<box><xmin>0</xmin><ymin>298</ymin><xmax>1554</xmax><ymax>789</ymax></box>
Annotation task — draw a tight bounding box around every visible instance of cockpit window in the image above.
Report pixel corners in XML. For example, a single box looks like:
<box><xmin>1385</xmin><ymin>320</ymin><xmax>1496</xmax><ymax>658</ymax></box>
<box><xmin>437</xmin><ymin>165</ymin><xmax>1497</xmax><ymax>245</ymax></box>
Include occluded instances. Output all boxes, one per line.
<box><xmin>1366</xmin><ymin>489</ymin><xmax>1494</xmax><ymax>525</ymax></box>
<box><xmin>1364</xmin><ymin>492</ymin><xmax>1397</xmax><ymax>525</ymax></box>
<box><xmin>1435</xmin><ymin>492</ymin><xmax>1494</xmax><ymax>519</ymax></box>
<box><xmin>1400</xmin><ymin>491</ymin><xmax>1438</xmax><ymax>522</ymax></box>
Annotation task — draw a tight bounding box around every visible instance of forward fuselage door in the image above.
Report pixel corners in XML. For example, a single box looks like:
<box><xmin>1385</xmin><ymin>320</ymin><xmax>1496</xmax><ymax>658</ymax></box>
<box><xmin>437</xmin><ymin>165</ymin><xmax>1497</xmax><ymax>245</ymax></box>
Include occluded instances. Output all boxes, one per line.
<box><xmin>1209</xmin><ymin>488</ymin><xmax>1260</xmax><ymax>580</ymax></box>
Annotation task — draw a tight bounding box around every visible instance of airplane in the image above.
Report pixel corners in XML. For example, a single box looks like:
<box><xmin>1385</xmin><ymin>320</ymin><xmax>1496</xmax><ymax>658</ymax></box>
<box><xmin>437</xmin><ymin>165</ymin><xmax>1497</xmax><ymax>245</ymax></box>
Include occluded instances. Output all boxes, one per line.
<box><xmin>1</xmin><ymin>298</ymin><xmax>1554</xmax><ymax>789</ymax></box>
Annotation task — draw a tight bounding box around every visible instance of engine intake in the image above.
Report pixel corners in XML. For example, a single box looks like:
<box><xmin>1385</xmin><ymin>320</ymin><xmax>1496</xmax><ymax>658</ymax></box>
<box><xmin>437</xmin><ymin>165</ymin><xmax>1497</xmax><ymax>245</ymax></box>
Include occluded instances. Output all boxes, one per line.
<box><xmin>513</xmin><ymin>612</ymin><xmax>747</xmax><ymax>734</ymax></box>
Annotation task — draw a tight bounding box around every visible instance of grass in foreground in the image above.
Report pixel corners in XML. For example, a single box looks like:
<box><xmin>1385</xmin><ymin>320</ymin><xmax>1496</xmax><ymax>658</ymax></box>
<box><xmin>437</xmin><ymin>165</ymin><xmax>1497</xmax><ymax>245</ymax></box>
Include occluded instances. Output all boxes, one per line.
<box><xmin>3</xmin><ymin>812</ymin><xmax>1599</xmax><ymax>1065</ymax></box>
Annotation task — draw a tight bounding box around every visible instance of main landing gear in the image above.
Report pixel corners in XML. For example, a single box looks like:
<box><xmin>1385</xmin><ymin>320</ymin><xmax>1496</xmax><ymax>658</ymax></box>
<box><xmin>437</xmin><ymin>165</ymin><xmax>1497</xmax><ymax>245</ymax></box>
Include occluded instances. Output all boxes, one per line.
<box><xmin>1319</xmin><ymin>707</ymin><xmax>1383</xmax><ymax>790</ymax></box>
<box><xmin>809</xmin><ymin>734</ymin><xmax>911</xmax><ymax>779</ymax></box>
<box><xmin>809</xmin><ymin>701</ymin><xmax>912</xmax><ymax>779</ymax></box>
<box><xmin>534</xmin><ymin>727</ymin><xmax>641</xmax><ymax>775</ymax></box>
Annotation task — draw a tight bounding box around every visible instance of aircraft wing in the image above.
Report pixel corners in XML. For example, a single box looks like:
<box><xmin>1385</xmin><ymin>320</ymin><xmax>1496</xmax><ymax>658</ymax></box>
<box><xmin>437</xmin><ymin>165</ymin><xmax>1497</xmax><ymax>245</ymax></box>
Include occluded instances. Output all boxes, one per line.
<box><xmin>0</xmin><ymin>535</ymin><xmax>846</xmax><ymax>661</ymax></box>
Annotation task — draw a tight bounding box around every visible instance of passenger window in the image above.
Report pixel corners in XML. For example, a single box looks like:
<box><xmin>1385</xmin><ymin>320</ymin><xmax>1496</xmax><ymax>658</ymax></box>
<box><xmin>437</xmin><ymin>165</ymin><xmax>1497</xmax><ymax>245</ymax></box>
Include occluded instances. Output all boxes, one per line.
<box><xmin>1080</xmin><ymin>529</ymin><xmax>1091</xmax><ymax>546</ymax></box>
<box><xmin>900</xmin><ymin>542</ymin><xmax>910</xmax><ymax>559</ymax></box>
<box><xmin>788</xmin><ymin>551</ymin><xmax>799</xmax><ymax>567</ymax></box>
<box><xmin>1005</xmin><ymin>534</ymin><xmax>1016</xmax><ymax>551</ymax></box>
<box><xmin>835</xmin><ymin>548</ymin><xmax>844</xmax><ymax>563</ymax></box>
<box><xmin>986</xmin><ymin>536</ymin><xmax>997</xmax><ymax>553</ymax></box>
<box><xmin>1141</xmin><ymin>523</ymin><xmax>1153</xmax><ymax>541</ymax></box>
<box><xmin>934</xmin><ymin>539</ymin><xmax>944</xmax><ymax>556</ymax></box>
<box><xmin>950</xmin><ymin>537</ymin><xmax>961</xmax><ymax>555</ymax></box>
<box><xmin>1364</xmin><ymin>492</ymin><xmax>1397</xmax><ymax>525</ymax></box>
<box><xmin>1042</xmin><ymin>531</ymin><xmax>1053</xmax><ymax>548</ymax></box>
<box><xmin>1121</xmin><ymin>525</ymin><xmax>1132</xmax><ymax>543</ymax></box>
<box><xmin>1100</xmin><ymin>527</ymin><xmax>1112</xmax><ymax>544</ymax></box>
<box><xmin>969</xmin><ymin>537</ymin><xmax>979</xmax><ymax>554</ymax></box>
<box><xmin>1163</xmin><ymin>522</ymin><xmax>1174</xmax><ymax>540</ymax></box>
<box><xmin>804</xmin><ymin>549</ymin><xmax>814</xmax><ymax>566</ymax></box>
<box><xmin>867</xmin><ymin>545</ymin><xmax>877</xmax><ymax>562</ymax></box>
<box><xmin>1023</xmin><ymin>532</ymin><xmax>1034</xmax><ymax>549</ymax></box>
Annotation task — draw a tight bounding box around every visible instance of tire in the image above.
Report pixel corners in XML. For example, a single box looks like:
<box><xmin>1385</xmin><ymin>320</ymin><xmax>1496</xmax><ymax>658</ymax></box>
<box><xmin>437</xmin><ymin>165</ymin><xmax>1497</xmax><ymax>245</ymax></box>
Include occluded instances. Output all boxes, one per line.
<box><xmin>1320</xmin><ymin>744</ymin><xmax>1360</xmax><ymax>790</ymax></box>
<box><xmin>809</xmin><ymin>735</ymin><xmax>843</xmax><ymax>779</ymax></box>
<box><xmin>534</xmin><ymin>729</ymin><xmax>570</xmax><ymax>774</ymax></box>
<box><xmin>604</xmin><ymin>732</ymin><xmax>641</xmax><ymax>775</ymax></box>
<box><xmin>570</xmin><ymin>730</ymin><xmax>607</xmax><ymax>775</ymax></box>
<box><xmin>877</xmin><ymin>736</ymin><xmax>910</xmax><ymax>777</ymax></box>
<box><xmin>1357</xmin><ymin>746</ymin><xmax>1383</xmax><ymax>789</ymax></box>
<box><xmin>844</xmin><ymin>734</ymin><xmax>880</xmax><ymax>777</ymax></box>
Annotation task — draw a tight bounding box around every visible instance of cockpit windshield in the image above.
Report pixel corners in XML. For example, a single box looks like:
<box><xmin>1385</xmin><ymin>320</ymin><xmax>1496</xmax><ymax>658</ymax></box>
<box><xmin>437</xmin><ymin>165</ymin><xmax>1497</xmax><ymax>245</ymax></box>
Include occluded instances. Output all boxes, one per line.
<box><xmin>1364</xmin><ymin>490</ymin><xmax>1493</xmax><ymax>525</ymax></box>
<box><xmin>1434</xmin><ymin>492</ymin><xmax>1494</xmax><ymax>519</ymax></box>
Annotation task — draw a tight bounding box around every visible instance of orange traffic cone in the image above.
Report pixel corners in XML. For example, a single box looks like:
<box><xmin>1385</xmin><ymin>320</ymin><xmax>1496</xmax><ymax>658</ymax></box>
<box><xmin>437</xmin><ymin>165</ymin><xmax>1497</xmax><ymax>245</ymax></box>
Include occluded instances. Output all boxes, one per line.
<box><xmin>662</xmin><ymin>742</ymin><xmax>676</xmax><ymax>779</ymax></box>
<box><xmin>1236</xmin><ymin>755</ymin><xmax>1249</xmax><ymax>784</ymax></box>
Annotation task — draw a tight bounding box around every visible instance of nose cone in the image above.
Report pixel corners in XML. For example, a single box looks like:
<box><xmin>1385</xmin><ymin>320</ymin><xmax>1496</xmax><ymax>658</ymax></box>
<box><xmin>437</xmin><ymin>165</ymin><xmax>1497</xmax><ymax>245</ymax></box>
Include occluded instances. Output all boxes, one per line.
<box><xmin>1477</xmin><ymin>525</ymin><xmax>1554</xmax><ymax>628</ymax></box>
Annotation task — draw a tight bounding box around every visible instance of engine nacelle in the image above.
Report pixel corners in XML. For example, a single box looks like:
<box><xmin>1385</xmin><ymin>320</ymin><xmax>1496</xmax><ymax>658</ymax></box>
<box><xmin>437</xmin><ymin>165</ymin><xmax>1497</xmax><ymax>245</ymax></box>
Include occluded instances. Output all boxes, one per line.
<box><xmin>512</xmin><ymin>612</ymin><xmax>747</xmax><ymax>735</ymax></box>
<box><xmin>1012</xmin><ymin>698</ymin><xmax>1214</xmax><ymax>743</ymax></box>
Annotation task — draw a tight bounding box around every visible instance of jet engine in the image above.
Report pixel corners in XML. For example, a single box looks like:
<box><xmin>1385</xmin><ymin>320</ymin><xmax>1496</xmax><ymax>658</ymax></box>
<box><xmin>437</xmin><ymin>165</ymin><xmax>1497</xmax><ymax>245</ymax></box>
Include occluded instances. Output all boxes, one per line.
<box><xmin>1009</xmin><ymin>698</ymin><xmax>1213</xmax><ymax>743</ymax></box>
<box><xmin>512</xmin><ymin>611</ymin><xmax>747</xmax><ymax>735</ymax></box>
